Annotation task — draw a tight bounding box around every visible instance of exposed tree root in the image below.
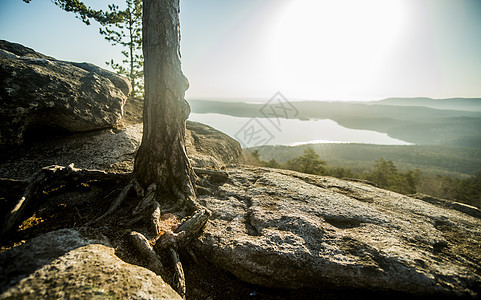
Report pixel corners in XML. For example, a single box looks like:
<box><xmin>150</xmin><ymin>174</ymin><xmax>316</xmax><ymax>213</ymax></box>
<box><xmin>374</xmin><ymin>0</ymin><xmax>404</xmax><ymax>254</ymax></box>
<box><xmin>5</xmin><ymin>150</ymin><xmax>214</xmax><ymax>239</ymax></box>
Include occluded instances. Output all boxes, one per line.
<box><xmin>1</xmin><ymin>169</ymin><xmax>46</xmax><ymax>236</ymax></box>
<box><xmin>1</xmin><ymin>164</ymin><xmax>130</xmax><ymax>236</ymax></box>
<box><xmin>1</xmin><ymin>164</ymin><xmax>221</xmax><ymax>299</ymax></box>
<box><xmin>151</xmin><ymin>201</ymin><xmax>162</xmax><ymax>236</ymax></box>
<box><xmin>186</xmin><ymin>246</ymin><xmax>199</xmax><ymax>264</ymax></box>
<box><xmin>90</xmin><ymin>181</ymin><xmax>134</xmax><ymax>224</ymax></box>
<box><xmin>129</xmin><ymin>231</ymin><xmax>164</xmax><ymax>275</ymax></box>
<box><xmin>132</xmin><ymin>183</ymin><xmax>156</xmax><ymax>215</ymax></box>
<box><xmin>126</xmin><ymin>207</ymin><xmax>209</xmax><ymax>298</ymax></box>
<box><xmin>170</xmin><ymin>247</ymin><xmax>186</xmax><ymax>298</ymax></box>
<box><xmin>174</xmin><ymin>208</ymin><xmax>211</xmax><ymax>248</ymax></box>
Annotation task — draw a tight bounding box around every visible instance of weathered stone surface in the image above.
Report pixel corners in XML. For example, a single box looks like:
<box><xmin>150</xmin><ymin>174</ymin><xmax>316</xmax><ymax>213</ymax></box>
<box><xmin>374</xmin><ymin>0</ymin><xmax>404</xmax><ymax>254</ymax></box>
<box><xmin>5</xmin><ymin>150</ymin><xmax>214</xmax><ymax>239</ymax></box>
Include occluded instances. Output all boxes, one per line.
<box><xmin>195</xmin><ymin>166</ymin><xmax>481</xmax><ymax>297</ymax></box>
<box><xmin>0</xmin><ymin>40</ymin><xmax>53</xmax><ymax>60</ymax></box>
<box><xmin>186</xmin><ymin>120</ymin><xmax>243</xmax><ymax>168</ymax></box>
<box><xmin>0</xmin><ymin>40</ymin><xmax>131</xmax><ymax>147</ymax></box>
<box><xmin>0</xmin><ymin>121</ymin><xmax>242</xmax><ymax>180</ymax></box>
<box><xmin>0</xmin><ymin>228</ymin><xmax>181</xmax><ymax>299</ymax></box>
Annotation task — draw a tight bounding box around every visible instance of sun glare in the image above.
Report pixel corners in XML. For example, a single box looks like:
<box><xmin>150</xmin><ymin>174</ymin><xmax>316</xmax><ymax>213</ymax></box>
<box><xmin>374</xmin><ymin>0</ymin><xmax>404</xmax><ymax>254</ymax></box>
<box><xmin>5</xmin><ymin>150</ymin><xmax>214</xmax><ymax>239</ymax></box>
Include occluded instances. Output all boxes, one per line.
<box><xmin>269</xmin><ymin>0</ymin><xmax>409</xmax><ymax>100</ymax></box>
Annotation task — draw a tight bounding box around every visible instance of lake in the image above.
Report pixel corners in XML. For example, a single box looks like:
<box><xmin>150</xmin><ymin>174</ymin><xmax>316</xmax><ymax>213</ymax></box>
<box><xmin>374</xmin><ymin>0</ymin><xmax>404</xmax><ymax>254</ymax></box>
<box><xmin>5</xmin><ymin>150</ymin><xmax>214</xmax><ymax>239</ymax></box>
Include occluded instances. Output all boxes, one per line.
<box><xmin>188</xmin><ymin>113</ymin><xmax>411</xmax><ymax>148</ymax></box>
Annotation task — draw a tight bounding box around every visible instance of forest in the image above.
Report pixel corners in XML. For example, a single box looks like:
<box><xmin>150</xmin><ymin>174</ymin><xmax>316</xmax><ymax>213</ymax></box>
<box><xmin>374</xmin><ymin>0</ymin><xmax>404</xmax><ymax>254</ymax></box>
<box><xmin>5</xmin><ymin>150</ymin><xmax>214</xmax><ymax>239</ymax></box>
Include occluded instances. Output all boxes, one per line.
<box><xmin>245</xmin><ymin>146</ymin><xmax>481</xmax><ymax>209</ymax></box>
<box><xmin>248</xmin><ymin>143</ymin><xmax>481</xmax><ymax>177</ymax></box>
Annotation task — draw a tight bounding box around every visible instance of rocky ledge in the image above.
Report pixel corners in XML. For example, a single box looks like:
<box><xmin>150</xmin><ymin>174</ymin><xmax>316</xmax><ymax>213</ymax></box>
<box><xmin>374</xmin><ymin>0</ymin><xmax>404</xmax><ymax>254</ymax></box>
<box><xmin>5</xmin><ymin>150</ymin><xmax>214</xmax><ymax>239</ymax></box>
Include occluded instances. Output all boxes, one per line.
<box><xmin>1</xmin><ymin>165</ymin><xmax>479</xmax><ymax>298</ymax></box>
<box><xmin>195</xmin><ymin>166</ymin><xmax>481</xmax><ymax>297</ymax></box>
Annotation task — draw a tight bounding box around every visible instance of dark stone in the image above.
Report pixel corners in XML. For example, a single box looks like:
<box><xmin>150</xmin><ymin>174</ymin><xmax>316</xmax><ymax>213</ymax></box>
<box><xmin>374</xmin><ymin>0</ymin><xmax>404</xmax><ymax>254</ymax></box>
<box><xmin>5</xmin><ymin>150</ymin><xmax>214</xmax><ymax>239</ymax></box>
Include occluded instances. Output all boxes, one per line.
<box><xmin>0</xmin><ymin>40</ymin><xmax>132</xmax><ymax>148</ymax></box>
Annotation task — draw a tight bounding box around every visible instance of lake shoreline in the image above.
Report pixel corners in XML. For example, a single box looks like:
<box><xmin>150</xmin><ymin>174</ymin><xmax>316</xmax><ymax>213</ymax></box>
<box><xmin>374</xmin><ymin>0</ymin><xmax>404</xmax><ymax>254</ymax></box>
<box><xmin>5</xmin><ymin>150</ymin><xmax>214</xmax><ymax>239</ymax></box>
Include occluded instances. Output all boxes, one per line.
<box><xmin>188</xmin><ymin>112</ymin><xmax>412</xmax><ymax>148</ymax></box>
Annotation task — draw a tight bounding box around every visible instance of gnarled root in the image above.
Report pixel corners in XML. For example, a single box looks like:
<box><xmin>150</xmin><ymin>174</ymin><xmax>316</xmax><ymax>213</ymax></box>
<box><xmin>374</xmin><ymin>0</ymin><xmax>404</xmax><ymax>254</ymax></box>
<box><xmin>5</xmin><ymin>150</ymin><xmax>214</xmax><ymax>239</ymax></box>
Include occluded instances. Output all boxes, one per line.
<box><xmin>129</xmin><ymin>231</ymin><xmax>164</xmax><ymax>275</ymax></box>
<box><xmin>132</xmin><ymin>183</ymin><xmax>156</xmax><ymax>215</ymax></box>
<box><xmin>151</xmin><ymin>201</ymin><xmax>162</xmax><ymax>236</ymax></box>
<box><xmin>90</xmin><ymin>181</ymin><xmax>134</xmax><ymax>224</ymax></box>
<box><xmin>175</xmin><ymin>208</ymin><xmax>211</xmax><ymax>248</ymax></box>
<box><xmin>155</xmin><ymin>208</ymin><xmax>210</xmax><ymax>251</ymax></box>
<box><xmin>124</xmin><ymin>207</ymin><xmax>209</xmax><ymax>298</ymax></box>
<box><xmin>1</xmin><ymin>164</ymin><xmax>130</xmax><ymax>236</ymax></box>
<box><xmin>1</xmin><ymin>169</ymin><xmax>46</xmax><ymax>236</ymax></box>
<box><xmin>170</xmin><ymin>247</ymin><xmax>186</xmax><ymax>298</ymax></box>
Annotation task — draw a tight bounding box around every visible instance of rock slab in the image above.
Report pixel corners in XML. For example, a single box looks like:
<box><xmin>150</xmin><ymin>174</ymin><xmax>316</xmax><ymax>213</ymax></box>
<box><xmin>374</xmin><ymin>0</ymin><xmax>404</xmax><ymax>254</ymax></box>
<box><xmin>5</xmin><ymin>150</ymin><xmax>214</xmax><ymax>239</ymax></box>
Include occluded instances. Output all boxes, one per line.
<box><xmin>0</xmin><ymin>40</ymin><xmax>131</xmax><ymax>147</ymax></box>
<box><xmin>195</xmin><ymin>167</ymin><xmax>481</xmax><ymax>297</ymax></box>
<box><xmin>0</xmin><ymin>228</ymin><xmax>181</xmax><ymax>299</ymax></box>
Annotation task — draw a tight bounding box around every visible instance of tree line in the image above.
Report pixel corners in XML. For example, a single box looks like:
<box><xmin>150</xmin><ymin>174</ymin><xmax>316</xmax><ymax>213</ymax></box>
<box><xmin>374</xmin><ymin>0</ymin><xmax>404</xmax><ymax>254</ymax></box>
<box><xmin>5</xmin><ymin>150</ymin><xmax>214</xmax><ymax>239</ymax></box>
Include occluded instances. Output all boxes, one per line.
<box><xmin>247</xmin><ymin>147</ymin><xmax>481</xmax><ymax>209</ymax></box>
<box><xmin>248</xmin><ymin>143</ymin><xmax>481</xmax><ymax>178</ymax></box>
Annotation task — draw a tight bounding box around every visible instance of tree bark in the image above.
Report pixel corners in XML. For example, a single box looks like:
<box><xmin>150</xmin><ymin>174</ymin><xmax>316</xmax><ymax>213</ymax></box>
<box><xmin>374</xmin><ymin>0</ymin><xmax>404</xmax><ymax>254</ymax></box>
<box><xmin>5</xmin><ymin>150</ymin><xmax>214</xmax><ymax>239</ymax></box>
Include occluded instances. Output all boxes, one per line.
<box><xmin>135</xmin><ymin>0</ymin><xmax>196</xmax><ymax>206</ymax></box>
<box><xmin>128</xmin><ymin>7</ymin><xmax>136</xmax><ymax>94</ymax></box>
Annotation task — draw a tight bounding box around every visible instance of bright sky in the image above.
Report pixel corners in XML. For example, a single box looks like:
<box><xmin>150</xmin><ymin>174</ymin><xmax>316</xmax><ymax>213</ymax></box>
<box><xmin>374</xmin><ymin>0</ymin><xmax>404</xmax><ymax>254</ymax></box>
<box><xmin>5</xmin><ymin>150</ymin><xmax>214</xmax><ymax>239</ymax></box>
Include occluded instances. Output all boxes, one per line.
<box><xmin>1</xmin><ymin>0</ymin><xmax>481</xmax><ymax>101</ymax></box>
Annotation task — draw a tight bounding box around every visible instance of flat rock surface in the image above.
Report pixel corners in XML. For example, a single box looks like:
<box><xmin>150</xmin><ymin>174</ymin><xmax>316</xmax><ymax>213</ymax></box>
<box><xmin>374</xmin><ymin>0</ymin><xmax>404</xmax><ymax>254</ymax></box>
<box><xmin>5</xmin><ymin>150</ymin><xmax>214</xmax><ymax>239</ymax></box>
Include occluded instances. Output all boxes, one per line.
<box><xmin>0</xmin><ymin>228</ymin><xmax>181</xmax><ymax>299</ymax></box>
<box><xmin>195</xmin><ymin>166</ymin><xmax>481</xmax><ymax>297</ymax></box>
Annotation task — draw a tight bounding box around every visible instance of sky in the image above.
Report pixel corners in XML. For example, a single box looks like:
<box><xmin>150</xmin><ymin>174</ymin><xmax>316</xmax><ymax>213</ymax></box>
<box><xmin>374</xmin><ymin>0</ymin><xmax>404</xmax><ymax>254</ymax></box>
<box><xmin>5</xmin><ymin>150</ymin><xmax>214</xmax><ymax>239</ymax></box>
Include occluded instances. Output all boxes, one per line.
<box><xmin>1</xmin><ymin>0</ymin><xmax>481</xmax><ymax>101</ymax></box>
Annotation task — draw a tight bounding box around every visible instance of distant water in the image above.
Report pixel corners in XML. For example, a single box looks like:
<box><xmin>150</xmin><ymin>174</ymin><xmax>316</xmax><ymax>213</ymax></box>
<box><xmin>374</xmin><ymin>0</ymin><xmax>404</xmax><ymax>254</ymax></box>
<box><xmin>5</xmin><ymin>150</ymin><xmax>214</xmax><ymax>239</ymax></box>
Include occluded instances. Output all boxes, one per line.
<box><xmin>188</xmin><ymin>113</ymin><xmax>412</xmax><ymax>148</ymax></box>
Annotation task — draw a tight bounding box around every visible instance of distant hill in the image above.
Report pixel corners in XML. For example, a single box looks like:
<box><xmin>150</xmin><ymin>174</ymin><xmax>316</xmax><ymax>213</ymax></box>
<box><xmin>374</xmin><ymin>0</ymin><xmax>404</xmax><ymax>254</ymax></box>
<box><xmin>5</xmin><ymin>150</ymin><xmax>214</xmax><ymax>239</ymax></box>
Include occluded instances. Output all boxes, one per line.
<box><xmin>371</xmin><ymin>97</ymin><xmax>481</xmax><ymax>112</ymax></box>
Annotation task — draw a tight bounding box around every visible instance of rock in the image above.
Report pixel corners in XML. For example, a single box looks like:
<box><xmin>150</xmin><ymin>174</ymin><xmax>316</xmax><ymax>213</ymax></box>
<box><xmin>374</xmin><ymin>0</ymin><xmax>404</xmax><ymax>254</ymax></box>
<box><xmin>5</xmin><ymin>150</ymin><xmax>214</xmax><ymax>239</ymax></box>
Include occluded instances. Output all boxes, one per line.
<box><xmin>0</xmin><ymin>40</ymin><xmax>53</xmax><ymax>60</ymax></box>
<box><xmin>0</xmin><ymin>40</ymin><xmax>132</xmax><ymax>147</ymax></box>
<box><xmin>0</xmin><ymin>228</ymin><xmax>181</xmax><ymax>299</ymax></box>
<box><xmin>69</xmin><ymin>62</ymin><xmax>131</xmax><ymax>97</ymax></box>
<box><xmin>0</xmin><ymin>121</ymin><xmax>243</xmax><ymax>180</ymax></box>
<box><xmin>194</xmin><ymin>166</ymin><xmax>481</xmax><ymax>297</ymax></box>
<box><xmin>186</xmin><ymin>121</ymin><xmax>243</xmax><ymax>168</ymax></box>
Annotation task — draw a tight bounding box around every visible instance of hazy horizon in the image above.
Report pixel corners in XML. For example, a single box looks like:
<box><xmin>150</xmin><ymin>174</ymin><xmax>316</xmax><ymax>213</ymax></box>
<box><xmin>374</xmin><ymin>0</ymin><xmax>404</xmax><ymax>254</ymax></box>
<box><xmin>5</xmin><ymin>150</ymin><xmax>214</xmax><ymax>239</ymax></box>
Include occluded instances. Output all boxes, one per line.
<box><xmin>186</xmin><ymin>96</ymin><xmax>481</xmax><ymax>103</ymax></box>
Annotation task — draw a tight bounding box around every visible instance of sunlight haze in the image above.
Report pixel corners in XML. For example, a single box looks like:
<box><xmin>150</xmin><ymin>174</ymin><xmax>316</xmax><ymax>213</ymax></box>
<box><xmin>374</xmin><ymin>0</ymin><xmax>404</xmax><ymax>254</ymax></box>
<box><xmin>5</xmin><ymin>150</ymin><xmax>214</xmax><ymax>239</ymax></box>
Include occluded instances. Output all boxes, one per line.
<box><xmin>1</xmin><ymin>0</ymin><xmax>480</xmax><ymax>101</ymax></box>
<box><xmin>268</xmin><ymin>0</ymin><xmax>409</xmax><ymax>100</ymax></box>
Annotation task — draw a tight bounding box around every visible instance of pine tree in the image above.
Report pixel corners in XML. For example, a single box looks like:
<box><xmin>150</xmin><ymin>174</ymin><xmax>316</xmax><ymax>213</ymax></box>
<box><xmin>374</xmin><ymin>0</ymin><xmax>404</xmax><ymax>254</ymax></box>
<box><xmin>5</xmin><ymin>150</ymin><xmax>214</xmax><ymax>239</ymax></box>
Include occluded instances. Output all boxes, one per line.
<box><xmin>25</xmin><ymin>0</ymin><xmax>199</xmax><ymax>208</ymax></box>
<box><xmin>22</xmin><ymin>0</ymin><xmax>123</xmax><ymax>25</ymax></box>
<box><xmin>133</xmin><ymin>0</ymin><xmax>198</xmax><ymax>210</ymax></box>
<box><xmin>288</xmin><ymin>147</ymin><xmax>326</xmax><ymax>175</ymax></box>
<box><xmin>23</xmin><ymin>0</ymin><xmax>144</xmax><ymax>97</ymax></box>
<box><xmin>369</xmin><ymin>158</ymin><xmax>397</xmax><ymax>188</ymax></box>
<box><xmin>101</xmin><ymin>0</ymin><xmax>144</xmax><ymax>98</ymax></box>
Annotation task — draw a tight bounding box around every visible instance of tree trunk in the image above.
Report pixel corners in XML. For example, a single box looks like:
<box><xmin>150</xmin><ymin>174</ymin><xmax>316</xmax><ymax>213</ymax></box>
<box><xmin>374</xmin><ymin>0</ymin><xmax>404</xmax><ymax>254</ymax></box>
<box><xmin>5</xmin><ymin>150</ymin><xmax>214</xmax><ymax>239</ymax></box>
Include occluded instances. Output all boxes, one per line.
<box><xmin>134</xmin><ymin>0</ymin><xmax>196</xmax><ymax>207</ymax></box>
<box><xmin>128</xmin><ymin>6</ymin><xmax>136</xmax><ymax>94</ymax></box>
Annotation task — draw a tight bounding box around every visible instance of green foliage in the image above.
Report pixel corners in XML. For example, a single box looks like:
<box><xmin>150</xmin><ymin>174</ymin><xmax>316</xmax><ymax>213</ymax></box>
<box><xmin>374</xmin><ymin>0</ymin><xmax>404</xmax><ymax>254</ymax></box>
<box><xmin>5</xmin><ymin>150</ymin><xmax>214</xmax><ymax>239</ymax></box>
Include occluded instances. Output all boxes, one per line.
<box><xmin>368</xmin><ymin>158</ymin><xmax>398</xmax><ymax>188</ymax></box>
<box><xmin>24</xmin><ymin>0</ymin><xmax>144</xmax><ymax>97</ymax></box>
<box><xmin>452</xmin><ymin>172</ymin><xmax>481</xmax><ymax>208</ymax></box>
<box><xmin>248</xmin><ymin>145</ymin><xmax>481</xmax><ymax>208</ymax></box>
<box><xmin>250</xmin><ymin>149</ymin><xmax>260</xmax><ymax>160</ymax></box>
<box><xmin>264</xmin><ymin>159</ymin><xmax>280</xmax><ymax>168</ymax></box>
<box><xmin>324</xmin><ymin>166</ymin><xmax>354</xmax><ymax>179</ymax></box>
<box><xmin>286</xmin><ymin>147</ymin><xmax>326</xmax><ymax>175</ymax></box>
<box><xmin>251</xmin><ymin>143</ymin><xmax>481</xmax><ymax>178</ymax></box>
<box><xmin>101</xmin><ymin>0</ymin><xmax>144</xmax><ymax>97</ymax></box>
<box><xmin>418</xmin><ymin>173</ymin><xmax>481</xmax><ymax>208</ymax></box>
<box><xmin>23</xmin><ymin>0</ymin><xmax>123</xmax><ymax>25</ymax></box>
<box><xmin>366</xmin><ymin>158</ymin><xmax>422</xmax><ymax>194</ymax></box>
